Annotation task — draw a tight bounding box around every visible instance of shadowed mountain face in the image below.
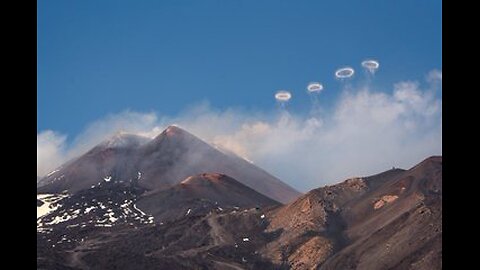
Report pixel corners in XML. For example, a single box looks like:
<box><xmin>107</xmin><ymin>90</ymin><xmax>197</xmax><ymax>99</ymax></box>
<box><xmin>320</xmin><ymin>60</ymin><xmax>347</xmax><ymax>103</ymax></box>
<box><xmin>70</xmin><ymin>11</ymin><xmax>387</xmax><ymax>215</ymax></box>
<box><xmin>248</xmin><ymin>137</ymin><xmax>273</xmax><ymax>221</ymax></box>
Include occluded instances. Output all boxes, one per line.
<box><xmin>37</xmin><ymin>126</ymin><xmax>301</xmax><ymax>204</ymax></box>
<box><xmin>137</xmin><ymin>173</ymin><xmax>280</xmax><ymax>223</ymax></box>
<box><xmin>37</xmin><ymin>156</ymin><xmax>441</xmax><ymax>270</ymax></box>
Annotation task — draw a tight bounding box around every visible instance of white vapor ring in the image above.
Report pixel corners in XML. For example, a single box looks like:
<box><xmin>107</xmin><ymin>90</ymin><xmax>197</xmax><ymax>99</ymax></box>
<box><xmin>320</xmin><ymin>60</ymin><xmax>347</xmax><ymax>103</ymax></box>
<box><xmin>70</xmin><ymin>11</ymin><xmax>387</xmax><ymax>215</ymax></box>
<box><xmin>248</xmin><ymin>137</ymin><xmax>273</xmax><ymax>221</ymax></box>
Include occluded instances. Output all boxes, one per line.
<box><xmin>361</xmin><ymin>60</ymin><xmax>379</xmax><ymax>70</ymax></box>
<box><xmin>307</xmin><ymin>82</ymin><xmax>324</xmax><ymax>93</ymax></box>
<box><xmin>335</xmin><ymin>67</ymin><xmax>355</xmax><ymax>79</ymax></box>
<box><xmin>275</xmin><ymin>90</ymin><xmax>292</xmax><ymax>101</ymax></box>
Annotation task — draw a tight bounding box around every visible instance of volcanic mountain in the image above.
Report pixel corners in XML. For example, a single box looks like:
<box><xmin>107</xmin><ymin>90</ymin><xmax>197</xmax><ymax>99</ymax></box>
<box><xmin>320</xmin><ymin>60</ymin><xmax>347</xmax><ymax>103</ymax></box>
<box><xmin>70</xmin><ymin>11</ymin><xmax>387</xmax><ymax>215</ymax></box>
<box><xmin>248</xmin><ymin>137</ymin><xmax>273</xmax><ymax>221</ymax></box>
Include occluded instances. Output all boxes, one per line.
<box><xmin>37</xmin><ymin>125</ymin><xmax>301</xmax><ymax>203</ymax></box>
<box><xmin>37</xmin><ymin>156</ymin><xmax>441</xmax><ymax>270</ymax></box>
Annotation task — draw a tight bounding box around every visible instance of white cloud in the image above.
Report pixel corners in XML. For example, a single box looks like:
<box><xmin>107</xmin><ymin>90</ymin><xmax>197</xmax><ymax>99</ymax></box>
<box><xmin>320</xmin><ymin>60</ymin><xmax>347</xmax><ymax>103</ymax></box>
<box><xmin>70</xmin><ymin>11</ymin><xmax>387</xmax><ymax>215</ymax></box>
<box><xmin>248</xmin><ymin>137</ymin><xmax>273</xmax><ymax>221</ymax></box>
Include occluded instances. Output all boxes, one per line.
<box><xmin>68</xmin><ymin>110</ymin><xmax>161</xmax><ymax>157</ymax></box>
<box><xmin>37</xmin><ymin>130</ymin><xmax>67</xmax><ymax>177</ymax></box>
<box><xmin>37</xmin><ymin>70</ymin><xmax>442</xmax><ymax>192</ymax></box>
<box><xmin>427</xmin><ymin>69</ymin><xmax>442</xmax><ymax>84</ymax></box>
<box><xmin>194</xmin><ymin>83</ymin><xmax>440</xmax><ymax>191</ymax></box>
<box><xmin>36</xmin><ymin>111</ymin><xmax>166</xmax><ymax>177</ymax></box>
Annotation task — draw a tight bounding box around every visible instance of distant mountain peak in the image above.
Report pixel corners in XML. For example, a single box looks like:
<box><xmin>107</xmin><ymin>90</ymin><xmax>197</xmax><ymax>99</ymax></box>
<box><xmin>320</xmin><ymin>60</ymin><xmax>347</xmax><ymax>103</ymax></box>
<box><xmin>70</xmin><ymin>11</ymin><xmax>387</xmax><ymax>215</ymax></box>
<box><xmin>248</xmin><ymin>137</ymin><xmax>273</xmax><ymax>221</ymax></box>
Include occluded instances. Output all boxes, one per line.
<box><xmin>159</xmin><ymin>124</ymin><xmax>189</xmax><ymax>137</ymax></box>
<box><xmin>149</xmin><ymin>125</ymin><xmax>198</xmax><ymax>144</ymax></box>
<box><xmin>38</xmin><ymin>125</ymin><xmax>301</xmax><ymax>203</ymax></box>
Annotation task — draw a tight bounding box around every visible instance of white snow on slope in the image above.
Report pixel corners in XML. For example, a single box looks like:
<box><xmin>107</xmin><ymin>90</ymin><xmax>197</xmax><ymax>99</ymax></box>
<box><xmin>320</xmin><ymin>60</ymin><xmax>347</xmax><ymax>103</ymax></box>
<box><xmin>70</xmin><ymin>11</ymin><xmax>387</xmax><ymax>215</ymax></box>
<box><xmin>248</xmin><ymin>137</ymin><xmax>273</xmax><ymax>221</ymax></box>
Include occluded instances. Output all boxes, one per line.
<box><xmin>46</xmin><ymin>169</ymin><xmax>59</xmax><ymax>177</ymax></box>
<box><xmin>37</xmin><ymin>194</ymin><xmax>69</xmax><ymax>219</ymax></box>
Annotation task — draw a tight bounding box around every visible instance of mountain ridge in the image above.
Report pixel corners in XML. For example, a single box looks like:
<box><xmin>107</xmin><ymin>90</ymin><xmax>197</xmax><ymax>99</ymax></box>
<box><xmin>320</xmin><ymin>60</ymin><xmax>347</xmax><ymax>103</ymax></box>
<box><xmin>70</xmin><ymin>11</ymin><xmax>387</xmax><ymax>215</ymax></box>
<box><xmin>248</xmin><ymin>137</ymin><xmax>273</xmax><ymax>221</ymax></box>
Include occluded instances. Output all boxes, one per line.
<box><xmin>38</xmin><ymin>125</ymin><xmax>301</xmax><ymax>204</ymax></box>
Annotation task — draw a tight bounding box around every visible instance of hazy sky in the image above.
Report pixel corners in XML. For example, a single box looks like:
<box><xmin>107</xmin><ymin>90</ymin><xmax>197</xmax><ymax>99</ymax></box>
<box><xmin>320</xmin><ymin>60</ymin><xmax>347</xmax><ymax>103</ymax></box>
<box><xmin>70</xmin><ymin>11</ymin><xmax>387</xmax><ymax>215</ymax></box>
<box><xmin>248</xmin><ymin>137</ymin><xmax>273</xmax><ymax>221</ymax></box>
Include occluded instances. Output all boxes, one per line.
<box><xmin>37</xmin><ymin>1</ymin><xmax>442</xmax><ymax>191</ymax></box>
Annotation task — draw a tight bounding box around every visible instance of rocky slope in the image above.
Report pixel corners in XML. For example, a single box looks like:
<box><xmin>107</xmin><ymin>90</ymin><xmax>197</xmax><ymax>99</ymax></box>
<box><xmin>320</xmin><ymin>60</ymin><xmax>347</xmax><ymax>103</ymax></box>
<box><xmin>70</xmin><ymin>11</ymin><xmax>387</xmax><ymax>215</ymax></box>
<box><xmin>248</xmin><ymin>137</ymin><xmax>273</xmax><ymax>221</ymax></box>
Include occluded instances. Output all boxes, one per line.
<box><xmin>137</xmin><ymin>173</ymin><xmax>280</xmax><ymax>224</ymax></box>
<box><xmin>37</xmin><ymin>156</ymin><xmax>442</xmax><ymax>270</ymax></box>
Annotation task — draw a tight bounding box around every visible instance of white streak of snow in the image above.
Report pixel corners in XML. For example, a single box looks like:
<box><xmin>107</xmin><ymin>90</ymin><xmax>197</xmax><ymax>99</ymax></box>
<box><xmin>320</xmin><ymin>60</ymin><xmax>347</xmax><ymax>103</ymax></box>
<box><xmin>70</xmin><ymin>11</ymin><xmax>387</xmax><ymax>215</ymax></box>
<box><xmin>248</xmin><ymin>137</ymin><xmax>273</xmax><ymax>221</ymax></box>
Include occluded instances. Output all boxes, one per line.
<box><xmin>84</xmin><ymin>206</ymin><xmax>96</xmax><ymax>214</ymax></box>
<box><xmin>133</xmin><ymin>204</ymin><xmax>148</xmax><ymax>216</ymax></box>
<box><xmin>46</xmin><ymin>169</ymin><xmax>59</xmax><ymax>177</ymax></box>
<box><xmin>37</xmin><ymin>194</ymin><xmax>68</xmax><ymax>219</ymax></box>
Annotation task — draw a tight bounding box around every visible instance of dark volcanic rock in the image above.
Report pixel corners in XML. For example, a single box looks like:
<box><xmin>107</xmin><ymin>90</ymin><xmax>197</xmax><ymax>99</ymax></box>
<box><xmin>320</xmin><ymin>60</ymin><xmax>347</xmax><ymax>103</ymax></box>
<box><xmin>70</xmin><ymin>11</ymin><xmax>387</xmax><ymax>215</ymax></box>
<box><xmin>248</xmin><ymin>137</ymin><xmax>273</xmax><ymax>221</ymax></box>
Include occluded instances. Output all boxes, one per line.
<box><xmin>37</xmin><ymin>156</ymin><xmax>442</xmax><ymax>270</ymax></box>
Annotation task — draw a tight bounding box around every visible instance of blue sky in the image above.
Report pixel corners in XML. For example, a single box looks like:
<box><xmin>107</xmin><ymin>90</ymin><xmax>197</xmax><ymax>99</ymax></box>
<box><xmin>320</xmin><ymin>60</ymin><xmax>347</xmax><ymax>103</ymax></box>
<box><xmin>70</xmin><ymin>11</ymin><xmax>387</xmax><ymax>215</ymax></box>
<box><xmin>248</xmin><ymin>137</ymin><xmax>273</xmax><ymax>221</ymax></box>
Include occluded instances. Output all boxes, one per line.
<box><xmin>38</xmin><ymin>0</ymin><xmax>441</xmax><ymax>137</ymax></box>
<box><xmin>37</xmin><ymin>1</ymin><xmax>442</xmax><ymax>189</ymax></box>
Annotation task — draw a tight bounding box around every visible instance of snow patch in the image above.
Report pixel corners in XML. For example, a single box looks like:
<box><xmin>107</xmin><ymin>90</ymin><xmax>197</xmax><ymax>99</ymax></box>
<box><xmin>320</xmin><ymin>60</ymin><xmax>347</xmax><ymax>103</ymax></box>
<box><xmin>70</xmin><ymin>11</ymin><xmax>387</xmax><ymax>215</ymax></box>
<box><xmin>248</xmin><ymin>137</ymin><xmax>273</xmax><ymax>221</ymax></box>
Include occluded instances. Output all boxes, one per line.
<box><xmin>133</xmin><ymin>204</ymin><xmax>148</xmax><ymax>216</ymax></box>
<box><xmin>108</xmin><ymin>215</ymin><xmax>118</xmax><ymax>223</ymax></box>
<box><xmin>37</xmin><ymin>194</ymin><xmax>68</xmax><ymax>219</ymax></box>
<box><xmin>95</xmin><ymin>224</ymin><xmax>112</xmax><ymax>227</ymax></box>
<box><xmin>44</xmin><ymin>213</ymin><xmax>78</xmax><ymax>225</ymax></box>
<box><xmin>84</xmin><ymin>206</ymin><xmax>96</xmax><ymax>214</ymax></box>
<box><xmin>46</xmin><ymin>169</ymin><xmax>59</xmax><ymax>177</ymax></box>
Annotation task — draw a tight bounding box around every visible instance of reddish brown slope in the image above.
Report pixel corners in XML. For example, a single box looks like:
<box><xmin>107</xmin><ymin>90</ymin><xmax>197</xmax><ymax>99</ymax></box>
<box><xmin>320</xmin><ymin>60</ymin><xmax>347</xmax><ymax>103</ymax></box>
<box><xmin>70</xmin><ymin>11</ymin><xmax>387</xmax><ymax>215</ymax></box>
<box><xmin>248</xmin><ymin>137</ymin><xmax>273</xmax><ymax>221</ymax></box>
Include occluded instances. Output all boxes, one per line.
<box><xmin>320</xmin><ymin>156</ymin><xmax>442</xmax><ymax>270</ymax></box>
<box><xmin>260</xmin><ymin>156</ymin><xmax>441</xmax><ymax>270</ymax></box>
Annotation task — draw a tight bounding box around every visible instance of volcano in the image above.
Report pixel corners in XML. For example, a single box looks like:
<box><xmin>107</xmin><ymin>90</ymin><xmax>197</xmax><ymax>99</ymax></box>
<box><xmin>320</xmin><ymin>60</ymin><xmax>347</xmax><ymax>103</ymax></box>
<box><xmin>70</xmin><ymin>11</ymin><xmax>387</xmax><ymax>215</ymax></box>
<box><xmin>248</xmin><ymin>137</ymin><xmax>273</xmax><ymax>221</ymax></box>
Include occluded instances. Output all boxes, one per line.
<box><xmin>38</xmin><ymin>125</ymin><xmax>301</xmax><ymax>204</ymax></box>
<box><xmin>36</xmin><ymin>127</ymin><xmax>441</xmax><ymax>269</ymax></box>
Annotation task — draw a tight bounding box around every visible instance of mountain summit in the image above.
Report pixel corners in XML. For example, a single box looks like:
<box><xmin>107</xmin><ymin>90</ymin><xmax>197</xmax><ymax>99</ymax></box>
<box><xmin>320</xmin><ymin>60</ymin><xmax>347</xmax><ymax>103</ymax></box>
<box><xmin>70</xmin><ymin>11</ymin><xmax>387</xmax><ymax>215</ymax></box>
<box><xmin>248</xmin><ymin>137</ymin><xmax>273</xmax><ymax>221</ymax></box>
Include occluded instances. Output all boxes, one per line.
<box><xmin>38</xmin><ymin>125</ymin><xmax>301</xmax><ymax>203</ymax></box>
